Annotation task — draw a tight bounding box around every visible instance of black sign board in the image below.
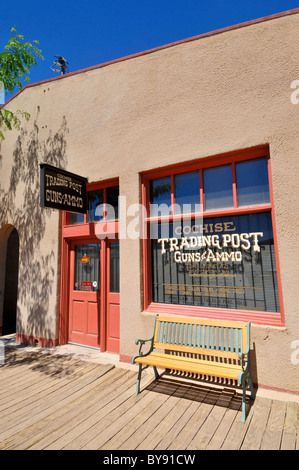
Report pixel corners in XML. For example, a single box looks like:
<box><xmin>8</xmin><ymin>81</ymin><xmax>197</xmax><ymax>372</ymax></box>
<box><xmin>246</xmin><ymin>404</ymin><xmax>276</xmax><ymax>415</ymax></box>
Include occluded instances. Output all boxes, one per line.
<box><xmin>40</xmin><ymin>163</ymin><xmax>87</xmax><ymax>214</ymax></box>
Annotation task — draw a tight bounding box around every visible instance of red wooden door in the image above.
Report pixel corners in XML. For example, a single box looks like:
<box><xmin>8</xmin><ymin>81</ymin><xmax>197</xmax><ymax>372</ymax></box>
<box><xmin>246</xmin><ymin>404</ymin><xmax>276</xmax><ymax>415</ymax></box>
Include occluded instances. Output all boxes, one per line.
<box><xmin>69</xmin><ymin>241</ymin><xmax>101</xmax><ymax>348</ymax></box>
<box><xmin>106</xmin><ymin>241</ymin><xmax>120</xmax><ymax>353</ymax></box>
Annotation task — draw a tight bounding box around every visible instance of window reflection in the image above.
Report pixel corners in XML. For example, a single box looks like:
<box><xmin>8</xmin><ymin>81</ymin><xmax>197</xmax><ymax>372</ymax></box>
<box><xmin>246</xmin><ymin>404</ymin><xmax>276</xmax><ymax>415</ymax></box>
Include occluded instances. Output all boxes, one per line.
<box><xmin>150</xmin><ymin>177</ymin><xmax>171</xmax><ymax>216</ymax></box>
<box><xmin>69</xmin><ymin>213</ymin><xmax>85</xmax><ymax>225</ymax></box>
<box><xmin>236</xmin><ymin>158</ymin><xmax>270</xmax><ymax>206</ymax></box>
<box><xmin>174</xmin><ymin>171</ymin><xmax>200</xmax><ymax>213</ymax></box>
<box><xmin>88</xmin><ymin>189</ymin><xmax>104</xmax><ymax>222</ymax></box>
<box><xmin>204</xmin><ymin>165</ymin><xmax>233</xmax><ymax>211</ymax></box>
<box><xmin>106</xmin><ymin>186</ymin><xmax>119</xmax><ymax>220</ymax></box>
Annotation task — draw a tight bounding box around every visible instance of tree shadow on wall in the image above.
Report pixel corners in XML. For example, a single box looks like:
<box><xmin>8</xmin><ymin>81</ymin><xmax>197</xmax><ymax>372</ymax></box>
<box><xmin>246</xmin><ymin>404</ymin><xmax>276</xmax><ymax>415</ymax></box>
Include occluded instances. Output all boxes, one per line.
<box><xmin>0</xmin><ymin>108</ymin><xmax>69</xmax><ymax>342</ymax></box>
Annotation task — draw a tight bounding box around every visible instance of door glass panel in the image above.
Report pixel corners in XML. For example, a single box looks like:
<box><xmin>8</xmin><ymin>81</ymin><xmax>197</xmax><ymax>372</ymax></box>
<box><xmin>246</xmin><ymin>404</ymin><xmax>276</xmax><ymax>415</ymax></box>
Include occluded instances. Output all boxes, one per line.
<box><xmin>74</xmin><ymin>244</ymin><xmax>100</xmax><ymax>291</ymax></box>
<box><xmin>110</xmin><ymin>242</ymin><xmax>120</xmax><ymax>293</ymax></box>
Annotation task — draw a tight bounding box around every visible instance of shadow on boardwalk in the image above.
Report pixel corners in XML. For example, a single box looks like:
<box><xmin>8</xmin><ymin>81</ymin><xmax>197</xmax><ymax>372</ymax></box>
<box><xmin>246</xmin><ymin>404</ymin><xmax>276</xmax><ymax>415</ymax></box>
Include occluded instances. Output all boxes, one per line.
<box><xmin>3</xmin><ymin>347</ymin><xmax>86</xmax><ymax>378</ymax></box>
<box><xmin>0</xmin><ymin>346</ymin><xmax>298</xmax><ymax>450</ymax></box>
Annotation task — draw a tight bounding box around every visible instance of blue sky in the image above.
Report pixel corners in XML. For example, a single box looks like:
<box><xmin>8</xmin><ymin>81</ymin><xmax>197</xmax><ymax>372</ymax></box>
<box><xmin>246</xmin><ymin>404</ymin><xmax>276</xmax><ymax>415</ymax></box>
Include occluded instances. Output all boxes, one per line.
<box><xmin>1</xmin><ymin>0</ymin><xmax>298</xmax><ymax>100</ymax></box>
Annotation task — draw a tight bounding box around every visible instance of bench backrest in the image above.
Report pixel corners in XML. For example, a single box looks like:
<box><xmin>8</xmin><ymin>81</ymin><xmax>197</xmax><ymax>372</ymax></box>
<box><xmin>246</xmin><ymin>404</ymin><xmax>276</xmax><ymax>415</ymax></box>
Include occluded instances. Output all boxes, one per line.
<box><xmin>153</xmin><ymin>315</ymin><xmax>249</xmax><ymax>358</ymax></box>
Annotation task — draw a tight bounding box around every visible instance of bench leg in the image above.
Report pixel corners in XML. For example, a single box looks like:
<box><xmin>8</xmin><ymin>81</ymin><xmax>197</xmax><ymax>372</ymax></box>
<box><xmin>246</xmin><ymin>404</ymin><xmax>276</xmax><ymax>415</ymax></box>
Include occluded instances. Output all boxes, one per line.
<box><xmin>248</xmin><ymin>371</ymin><xmax>255</xmax><ymax>400</ymax></box>
<box><xmin>136</xmin><ymin>363</ymin><xmax>142</xmax><ymax>396</ymax></box>
<box><xmin>241</xmin><ymin>380</ymin><xmax>247</xmax><ymax>423</ymax></box>
<box><xmin>153</xmin><ymin>366</ymin><xmax>160</xmax><ymax>380</ymax></box>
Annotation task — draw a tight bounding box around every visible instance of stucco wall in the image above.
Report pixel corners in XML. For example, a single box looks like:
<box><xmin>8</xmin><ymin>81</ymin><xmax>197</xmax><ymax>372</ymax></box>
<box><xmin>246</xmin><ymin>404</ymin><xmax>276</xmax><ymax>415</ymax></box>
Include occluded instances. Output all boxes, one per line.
<box><xmin>0</xmin><ymin>11</ymin><xmax>298</xmax><ymax>391</ymax></box>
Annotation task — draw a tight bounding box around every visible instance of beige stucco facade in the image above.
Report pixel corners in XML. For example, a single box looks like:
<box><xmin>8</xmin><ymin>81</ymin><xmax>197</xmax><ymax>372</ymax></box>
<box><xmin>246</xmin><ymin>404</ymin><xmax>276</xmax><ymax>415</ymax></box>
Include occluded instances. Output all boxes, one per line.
<box><xmin>0</xmin><ymin>10</ymin><xmax>299</xmax><ymax>392</ymax></box>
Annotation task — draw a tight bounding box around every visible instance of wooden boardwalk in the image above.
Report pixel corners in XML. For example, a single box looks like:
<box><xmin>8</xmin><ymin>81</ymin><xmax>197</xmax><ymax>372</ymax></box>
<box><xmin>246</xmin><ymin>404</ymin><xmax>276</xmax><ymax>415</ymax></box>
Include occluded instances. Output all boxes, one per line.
<box><xmin>0</xmin><ymin>346</ymin><xmax>298</xmax><ymax>450</ymax></box>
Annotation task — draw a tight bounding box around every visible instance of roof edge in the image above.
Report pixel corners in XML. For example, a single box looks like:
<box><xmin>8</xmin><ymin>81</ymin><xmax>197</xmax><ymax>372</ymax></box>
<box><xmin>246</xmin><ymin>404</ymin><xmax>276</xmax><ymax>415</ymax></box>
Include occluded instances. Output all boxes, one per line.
<box><xmin>2</xmin><ymin>7</ymin><xmax>299</xmax><ymax>108</ymax></box>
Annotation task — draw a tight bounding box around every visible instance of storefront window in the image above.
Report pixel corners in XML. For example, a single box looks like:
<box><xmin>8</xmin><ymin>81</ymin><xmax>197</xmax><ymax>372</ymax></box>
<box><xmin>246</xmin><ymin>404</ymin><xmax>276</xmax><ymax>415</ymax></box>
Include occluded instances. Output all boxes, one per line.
<box><xmin>143</xmin><ymin>152</ymin><xmax>282</xmax><ymax>323</ymax></box>
<box><xmin>151</xmin><ymin>213</ymin><xmax>279</xmax><ymax>312</ymax></box>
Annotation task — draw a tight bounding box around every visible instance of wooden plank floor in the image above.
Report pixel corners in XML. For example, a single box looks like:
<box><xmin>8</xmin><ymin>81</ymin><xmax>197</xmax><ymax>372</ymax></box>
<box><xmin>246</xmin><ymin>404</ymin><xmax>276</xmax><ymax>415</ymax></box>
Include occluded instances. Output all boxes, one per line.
<box><xmin>0</xmin><ymin>347</ymin><xmax>298</xmax><ymax>450</ymax></box>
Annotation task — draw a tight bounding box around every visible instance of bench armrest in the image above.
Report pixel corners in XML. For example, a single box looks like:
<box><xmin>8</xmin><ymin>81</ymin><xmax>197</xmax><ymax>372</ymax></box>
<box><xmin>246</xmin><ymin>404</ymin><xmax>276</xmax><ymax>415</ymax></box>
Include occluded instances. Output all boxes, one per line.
<box><xmin>238</xmin><ymin>322</ymin><xmax>251</xmax><ymax>372</ymax></box>
<box><xmin>238</xmin><ymin>351</ymin><xmax>249</xmax><ymax>370</ymax></box>
<box><xmin>238</xmin><ymin>350</ymin><xmax>249</xmax><ymax>360</ymax></box>
<box><xmin>132</xmin><ymin>315</ymin><xmax>158</xmax><ymax>364</ymax></box>
<box><xmin>134</xmin><ymin>337</ymin><xmax>155</xmax><ymax>356</ymax></box>
<box><xmin>238</xmin><ymin>322</ymin><xmax>251</xmax><ymax>359</ymax></box>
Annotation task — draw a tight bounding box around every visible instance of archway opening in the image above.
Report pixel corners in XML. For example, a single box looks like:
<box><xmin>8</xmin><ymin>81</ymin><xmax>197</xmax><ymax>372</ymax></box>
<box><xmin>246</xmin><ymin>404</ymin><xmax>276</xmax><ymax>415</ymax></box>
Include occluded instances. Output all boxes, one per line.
<box><xmin>2</xmin><ymin>228</ymin><xmax>19</xmax><ymax>335</ymax></box>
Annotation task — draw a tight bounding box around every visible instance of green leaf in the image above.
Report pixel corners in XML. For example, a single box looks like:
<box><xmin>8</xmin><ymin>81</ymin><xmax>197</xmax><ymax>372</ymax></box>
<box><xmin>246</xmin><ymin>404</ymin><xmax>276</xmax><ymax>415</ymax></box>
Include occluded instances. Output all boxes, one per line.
<box><xmin>0</xmin><ymin>27</ymin><xmax>43</xmax><ymax>93</ymax></box>
<box><xmin>0</xmin><ymin>28</ymin><xmax>42</xmax><ymax>140</ymax></box>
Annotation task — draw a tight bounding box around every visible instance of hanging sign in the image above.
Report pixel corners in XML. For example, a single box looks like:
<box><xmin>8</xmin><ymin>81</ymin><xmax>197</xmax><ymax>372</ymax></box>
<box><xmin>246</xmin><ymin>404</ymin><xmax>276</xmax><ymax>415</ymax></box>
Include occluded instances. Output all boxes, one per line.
<box><xmin>40</xmin><ymin>163</ymin><xmax>87</xmax><ymax>214</ymax></box>
<box><xmin>80</xmin><ymin>255</ymin><xmax>91</xmax><ymax>264</ymax></box>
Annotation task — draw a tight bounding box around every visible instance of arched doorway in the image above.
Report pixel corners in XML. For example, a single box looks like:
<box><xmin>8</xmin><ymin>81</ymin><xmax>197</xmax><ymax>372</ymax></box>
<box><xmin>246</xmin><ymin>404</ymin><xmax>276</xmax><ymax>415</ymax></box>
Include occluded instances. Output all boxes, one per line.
<box><xmin>0</xmin><ymin>226</ymin><xmax>19</xmax><ymax>336</ymax></box>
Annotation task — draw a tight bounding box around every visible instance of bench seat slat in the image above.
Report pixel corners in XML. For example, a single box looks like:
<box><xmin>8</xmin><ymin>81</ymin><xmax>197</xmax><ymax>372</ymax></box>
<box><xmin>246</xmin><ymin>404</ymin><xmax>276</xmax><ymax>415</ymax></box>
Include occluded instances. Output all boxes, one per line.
<box><xmin>134</xmin><ymin>353</ymin><xmax>241</xmax><ymax>381</ymax></box>
<box><xmin>150</xmin><ymin>352</ymin><xmax>242</xmax><ymax>370</ymax></box>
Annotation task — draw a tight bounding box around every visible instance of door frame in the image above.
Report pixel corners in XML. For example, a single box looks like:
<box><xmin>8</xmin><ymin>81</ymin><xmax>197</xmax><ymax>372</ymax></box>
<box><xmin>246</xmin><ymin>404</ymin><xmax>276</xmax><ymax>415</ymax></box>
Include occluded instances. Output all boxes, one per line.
<box><xmin>69</xmin><ymin>237</ymin><xmax>102</xmax><ymax>349</ymax></box>
<box><xmin>59</xmin><ymin>226</ymin><xmax>119</xmax><ymax>352</ymax></box>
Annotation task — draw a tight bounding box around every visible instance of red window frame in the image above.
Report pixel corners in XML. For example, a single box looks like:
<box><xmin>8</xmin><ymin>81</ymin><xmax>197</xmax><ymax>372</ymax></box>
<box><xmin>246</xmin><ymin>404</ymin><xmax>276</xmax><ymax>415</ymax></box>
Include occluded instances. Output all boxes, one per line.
<box><xmin>141</xmin><ymin>145</ymin><xmax>284</xmax><ymax>326</ymax></box>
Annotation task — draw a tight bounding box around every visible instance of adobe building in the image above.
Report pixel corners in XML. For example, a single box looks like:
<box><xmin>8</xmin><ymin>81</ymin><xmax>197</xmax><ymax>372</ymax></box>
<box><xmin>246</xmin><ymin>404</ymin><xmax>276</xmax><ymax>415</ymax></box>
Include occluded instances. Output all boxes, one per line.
<box><xmin>0</xmin><ymin>9</ymin><xmax>299</xmax><ymax>395</ymax></box>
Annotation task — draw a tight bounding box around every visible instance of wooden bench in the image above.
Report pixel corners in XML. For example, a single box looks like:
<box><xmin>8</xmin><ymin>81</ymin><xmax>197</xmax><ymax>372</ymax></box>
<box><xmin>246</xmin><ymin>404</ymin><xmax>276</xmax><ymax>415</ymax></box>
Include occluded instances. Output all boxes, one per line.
<box><xmin>132</xmin><ymin>314</ymin><xmax>255</xmax><ymax>422</ymax></box>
